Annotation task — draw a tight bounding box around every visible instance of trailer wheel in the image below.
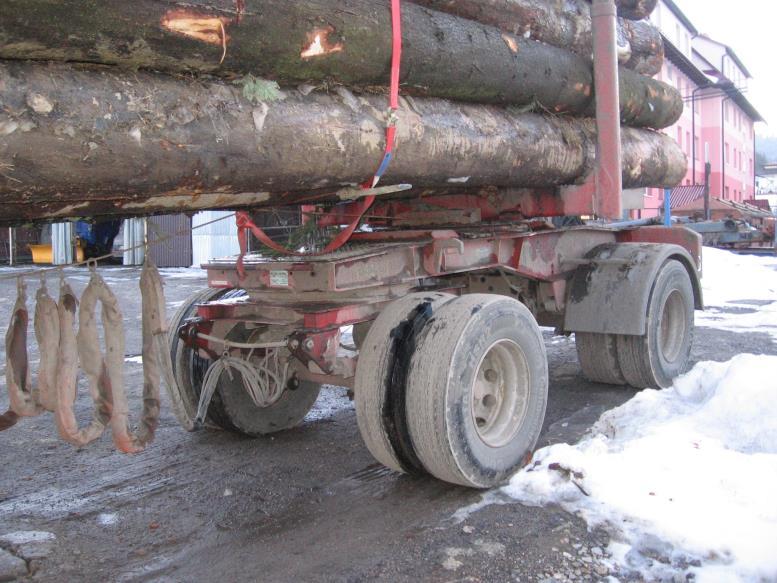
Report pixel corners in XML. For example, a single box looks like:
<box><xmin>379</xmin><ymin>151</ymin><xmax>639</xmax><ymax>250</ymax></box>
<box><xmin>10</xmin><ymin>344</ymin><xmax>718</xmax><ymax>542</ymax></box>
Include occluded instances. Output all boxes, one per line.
<box><xmin>354</xmin><ymin>292</ymin><xmax>456</xmax><ymax>474</ymax></box>
<box><xmin>616</xmin><ymin>260</ymin><xmax>695</xmax><ymax>389</ymax></box>
<box><xmin>167</xmin><ymin>288</ymin><xmax>244</xmax><ymax>431</ymax></box>
<box><xmin>405</xmin><ymin>295</ymin><xmax>548</xmax><ymax>488</ymax></box>
<box><xmin>576</xmin><ymin>332</ymin><xmax>626</xmax><ymax>385</ymax></box>
<box><xmin>217</xmin><ymin>372</ymin><xmax>321</xmax><ymax>436</ymax></box>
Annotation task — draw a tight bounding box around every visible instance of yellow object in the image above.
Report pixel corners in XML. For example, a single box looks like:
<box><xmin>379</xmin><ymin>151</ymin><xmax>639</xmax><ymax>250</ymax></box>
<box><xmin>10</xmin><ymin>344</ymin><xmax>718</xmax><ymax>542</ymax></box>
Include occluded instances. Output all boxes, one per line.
<box><xmin>29</xmin><ymin>244</ymin><xmax>85</xmax><ymax>264</ymax></box>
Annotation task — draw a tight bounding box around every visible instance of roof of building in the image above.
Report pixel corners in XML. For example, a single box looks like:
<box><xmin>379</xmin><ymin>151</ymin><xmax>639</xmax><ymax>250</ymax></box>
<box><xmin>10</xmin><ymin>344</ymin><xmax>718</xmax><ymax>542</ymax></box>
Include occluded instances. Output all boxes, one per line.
<box><xmin>669</xmin><ymin>185</ymin><xmax>706</xmax><ymax>209</ymax></box>
<box><xmin>749</xmin><ymin>199</ymin><xmax>772</xmax><ymax>211</ymax></box>
<box><xmin>663</xmin><ymin>37</ymin><xmax>710</xmax><ymax>87</ymax></box>
<box><xmin>661</xmin><ymin>0</ymin><xmax>699</xmax><ymax>36</ymax></box>
<box><xmin>695</xmin><ymin>34</ymin><xmax>753</xmax><ymax>79</ymax></box>
<box><xmin>725</xmin><ymin>86</ymin><xmax>765</xmax><ymax>123</ymax></box>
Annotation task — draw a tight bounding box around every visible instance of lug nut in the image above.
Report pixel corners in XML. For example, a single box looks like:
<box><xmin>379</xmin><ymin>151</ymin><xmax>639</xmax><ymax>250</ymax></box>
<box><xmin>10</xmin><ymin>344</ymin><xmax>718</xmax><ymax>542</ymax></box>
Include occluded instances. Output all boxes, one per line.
<box><xmin>303</xmin><ymin>338</ymin><xmax>315</xmax><ymax>351</ymax></box>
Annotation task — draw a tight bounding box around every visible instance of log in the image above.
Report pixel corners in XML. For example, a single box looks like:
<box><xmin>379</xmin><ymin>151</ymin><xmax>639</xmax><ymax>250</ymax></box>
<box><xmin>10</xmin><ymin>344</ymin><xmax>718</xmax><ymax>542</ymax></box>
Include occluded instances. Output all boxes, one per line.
<box><xmin>0</xmin><ymin>62</ymin><xmax>687</xmax><ymax>223</ymax></box>
<box><xmin>623</xmin><ymin>19</ymin><xmax>664</xmax><ymax>76</ymax></box>
<box><xmin>611</xmin><ymin>0</ymin><xmax>658</xmax><ymax>21</ymax></box>
<box><xmin>409</xmin><ymin>0</ymin><xmax>664</xmax><ymax>76</ymax></box>
<box><xmin>0</xmin><ymin>0</ymin><xmax>681</xmax><ymax>129</ymax></box>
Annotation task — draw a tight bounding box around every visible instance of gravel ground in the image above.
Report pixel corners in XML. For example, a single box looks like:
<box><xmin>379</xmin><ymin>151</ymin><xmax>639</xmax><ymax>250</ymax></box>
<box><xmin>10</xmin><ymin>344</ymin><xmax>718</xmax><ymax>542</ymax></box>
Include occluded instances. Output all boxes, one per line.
<box><xmin>0</xmin><ymin>264</ymin><xmax>773</xmax><ymax>582</ymax></box>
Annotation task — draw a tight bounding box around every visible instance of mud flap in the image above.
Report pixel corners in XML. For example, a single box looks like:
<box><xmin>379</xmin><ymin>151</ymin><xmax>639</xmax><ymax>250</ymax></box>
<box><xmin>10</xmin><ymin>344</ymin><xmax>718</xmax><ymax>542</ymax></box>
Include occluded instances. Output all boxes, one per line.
<box><xmin>564</xmin><ymin>243</ymin><xmax>703</xmax><ymax>336</ymax></box>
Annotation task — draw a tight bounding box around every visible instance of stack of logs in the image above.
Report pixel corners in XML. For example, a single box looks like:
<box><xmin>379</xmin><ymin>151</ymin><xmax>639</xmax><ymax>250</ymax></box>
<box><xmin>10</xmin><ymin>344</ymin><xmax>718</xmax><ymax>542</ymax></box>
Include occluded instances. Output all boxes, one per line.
<box><xmin>0</xmin><ymin>0</ymin><xmax>685</xmax><ymax>222</ymax></box>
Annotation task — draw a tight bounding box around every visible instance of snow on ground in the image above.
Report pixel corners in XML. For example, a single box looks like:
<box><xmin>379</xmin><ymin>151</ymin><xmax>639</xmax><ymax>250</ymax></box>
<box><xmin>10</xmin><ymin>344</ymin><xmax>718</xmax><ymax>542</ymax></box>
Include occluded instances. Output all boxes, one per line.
<box><xmin>158</xmin><ymin>267</ymin><xmax>207</xmax><ymax>279</ymax></box>
<box><xmin>697</xmin><ymin>248</ymin><xmax>777</xmax><ymax>341</ymax></box>
<box><xmin>505</xmin><ymin>355</ymin><xmax>777</xmax><ymax>581</ymax></box>
<box><xmin>494</xmin><ymin>248</ymin><xmax>777</xmax><ymax>581</ymax></box>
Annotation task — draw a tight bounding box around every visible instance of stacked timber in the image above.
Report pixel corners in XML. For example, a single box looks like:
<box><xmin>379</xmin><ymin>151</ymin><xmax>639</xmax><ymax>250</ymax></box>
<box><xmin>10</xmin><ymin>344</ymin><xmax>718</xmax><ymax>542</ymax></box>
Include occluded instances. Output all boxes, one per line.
<box><xmin>0</xmin><ymin>0</ymin><xmax>683</xmax><ymax>222</ymax></box>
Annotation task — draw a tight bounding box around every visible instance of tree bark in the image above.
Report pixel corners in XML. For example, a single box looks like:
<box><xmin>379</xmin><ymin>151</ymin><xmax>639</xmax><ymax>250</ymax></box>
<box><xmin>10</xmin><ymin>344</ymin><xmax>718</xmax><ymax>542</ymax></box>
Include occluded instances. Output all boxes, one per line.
<box><xmin>0</xmin><ymin>62</ymin><xmax>686</xmax><ymax>223</ymax></box>
<box><xmin>623</xmin><ymin>19</ymin><xmax>664</xmax><ymax>76</ymax></box>
<box><xmin>0</xmin><ymin>0</ymin><xmax>680</xmax><ymax>129</ymax></box>
<box><xmin>611</xmin><ymin>0</ymin><xmax>658</xmax><ymax>21</ymax></box>
<box><xmin>409</xmin><ymin>0</ymin><xmax>663</xmax><ymax>76</ymax></box>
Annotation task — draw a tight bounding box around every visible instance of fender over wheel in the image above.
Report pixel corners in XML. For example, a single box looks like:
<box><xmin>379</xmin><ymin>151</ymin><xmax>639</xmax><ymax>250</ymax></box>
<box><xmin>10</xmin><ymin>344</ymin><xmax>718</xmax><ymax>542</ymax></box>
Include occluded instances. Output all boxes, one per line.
<box><xmin>576</xmin><ymin>259</ymin><xmax>695</xmax><ymax>389</ymax></box>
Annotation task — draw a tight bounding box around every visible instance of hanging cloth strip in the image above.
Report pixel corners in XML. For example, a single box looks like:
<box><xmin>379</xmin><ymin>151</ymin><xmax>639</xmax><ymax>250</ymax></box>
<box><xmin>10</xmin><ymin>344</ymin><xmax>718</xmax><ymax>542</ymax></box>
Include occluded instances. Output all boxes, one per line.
<box><xmin>3</xmin><ymin>277</ymin><xmax>59</xmax><ymax>430</ymax></box>
<box><xmin>234</xmin><ymin>0</ymin><xmax>403</xmax><ymax>276</ymax></box>
<box><xmin>34</xmin><ymin>278</ymin><xmax>61</xmax><ymax>412</ymax></box>
<box><xmin>4</xmin><ymin>279</ymin><xmax>38</xmax><ymax>417</ymax></box>
<box><xmin>122</xmin><ymin>260</ymin><xmax>166</xmax><ymax>451</ymax></box>
<box><xmin>55</xmin><ymin>277</ymin><xmax>112</xmax><ymax>446</ymax></box>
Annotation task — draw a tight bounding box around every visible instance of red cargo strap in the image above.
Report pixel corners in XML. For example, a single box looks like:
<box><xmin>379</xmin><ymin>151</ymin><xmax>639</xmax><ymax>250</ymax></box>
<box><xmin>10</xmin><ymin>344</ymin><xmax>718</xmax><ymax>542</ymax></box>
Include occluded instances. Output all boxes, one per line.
<box><xmin>235</xmin><ymin>0</ymin><xmax>402</xmax><ymax>276</ymax></box>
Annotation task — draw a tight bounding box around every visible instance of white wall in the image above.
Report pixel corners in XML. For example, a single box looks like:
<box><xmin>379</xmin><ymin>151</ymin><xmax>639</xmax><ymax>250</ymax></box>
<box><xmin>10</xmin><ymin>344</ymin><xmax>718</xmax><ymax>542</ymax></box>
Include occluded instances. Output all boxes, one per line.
<box><xmin>191</xmin><ymin>211</ymin><xmax>240</xmax><ymax>267</ymax></box>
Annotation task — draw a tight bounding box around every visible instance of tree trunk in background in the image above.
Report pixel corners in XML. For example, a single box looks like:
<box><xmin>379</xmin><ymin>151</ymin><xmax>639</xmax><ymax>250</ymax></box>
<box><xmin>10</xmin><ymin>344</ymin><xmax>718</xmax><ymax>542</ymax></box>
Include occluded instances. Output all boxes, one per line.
<box><xmin>0</xmin><ymin>0</ymin><xmax>679</xmax><ymax>128</ymax></box>
<box><xmin>409</xmin><ymin>0</ymin><xmax>664</xmax><ymax>76</ymax></box>
<box><xmin>0</xmin><ymin>62</ymin><xmax>687</xmax><ymax>223</ymax></box>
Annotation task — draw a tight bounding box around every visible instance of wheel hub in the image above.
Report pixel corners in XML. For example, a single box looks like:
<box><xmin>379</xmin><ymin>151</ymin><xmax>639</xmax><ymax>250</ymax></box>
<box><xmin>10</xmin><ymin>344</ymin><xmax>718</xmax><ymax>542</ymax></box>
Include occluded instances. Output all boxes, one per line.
<box><xmin>471</xmin><ymin>339</ymin><xmax>531</xmax><ymax>448</ymax></box>
<box><xmin>659</xmin><ymin>289</ymin><xmax>686</xmax><ymax>363</ymax></box>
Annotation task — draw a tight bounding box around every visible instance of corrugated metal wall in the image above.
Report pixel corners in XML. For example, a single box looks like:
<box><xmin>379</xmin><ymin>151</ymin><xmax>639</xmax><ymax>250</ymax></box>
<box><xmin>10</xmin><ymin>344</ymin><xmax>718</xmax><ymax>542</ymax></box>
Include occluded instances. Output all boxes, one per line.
<box><xmin>122</xmin><ymin>218</ymin><xmax>146</xmax><ymax>266</ymax></box>
<box><xmin>52</xmin><ymin>223</ymin><xmax>74</xmax><ymax>265</ymax></box>
<box><xmin>192</xmin><ymin>211</ymin><xmax>240</xmax><ymax>267</ymax></box>
<box><xmin>148</xmin><ymin>215</ymin><xmax>192</xmax><ymax>267</ymax></box>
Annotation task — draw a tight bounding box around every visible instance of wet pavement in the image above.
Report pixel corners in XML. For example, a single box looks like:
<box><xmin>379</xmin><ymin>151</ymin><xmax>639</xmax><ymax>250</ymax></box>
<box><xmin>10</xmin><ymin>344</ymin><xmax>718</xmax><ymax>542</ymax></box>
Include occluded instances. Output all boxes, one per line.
<box><xmin>0</xmin><ymin>265</ymin><xmax>773</xmax><ymax>582</ymax></box>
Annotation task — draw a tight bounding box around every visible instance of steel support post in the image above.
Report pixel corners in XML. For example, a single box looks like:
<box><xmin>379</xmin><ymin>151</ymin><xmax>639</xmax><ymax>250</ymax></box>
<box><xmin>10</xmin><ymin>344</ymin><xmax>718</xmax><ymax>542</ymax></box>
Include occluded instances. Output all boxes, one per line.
<box><xmin>591</xmin><ymin>0</ymin><xmax>623</xmax><ymax>220</ymax></box>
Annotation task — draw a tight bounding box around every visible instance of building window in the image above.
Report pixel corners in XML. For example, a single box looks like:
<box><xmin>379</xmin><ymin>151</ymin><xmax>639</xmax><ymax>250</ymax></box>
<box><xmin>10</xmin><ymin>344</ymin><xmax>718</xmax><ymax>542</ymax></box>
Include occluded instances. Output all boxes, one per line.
<box><xmin>725</xmin><ymin>143</ymin><xmax>730</xmax><ymax>164</ymax></box>
<box><xmin>725</xmin><ymin>186</ymin><xmax>730</xmax><ymax>198</ymax></box>
<box><xmin>677</xmin><ymin>127</ymin><xmax>683</xmax><ymax>148</ymax></box>
<box><xmin>725</xmin><ymin>103</ymin><xmax>730</xmax><ymax>123</ymax></box>
<box><xmin>695</xmin><ymin>137</ymin><xmax>700</xmax><ymax>161</ymax></box>
<box><xmin>686</xmin><ymin>131</ymin><xmax>691</xmax><ymax>155</ymax></box>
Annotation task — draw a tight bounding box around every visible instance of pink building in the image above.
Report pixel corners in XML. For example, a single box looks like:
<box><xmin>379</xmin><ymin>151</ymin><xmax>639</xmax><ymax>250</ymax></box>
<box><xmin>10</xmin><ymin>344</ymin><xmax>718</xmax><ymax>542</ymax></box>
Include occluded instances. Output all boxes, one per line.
<box><xmin>632</xmin><ymin>0</ymin><xmax>763</xmax><ymax>219</ymax></box>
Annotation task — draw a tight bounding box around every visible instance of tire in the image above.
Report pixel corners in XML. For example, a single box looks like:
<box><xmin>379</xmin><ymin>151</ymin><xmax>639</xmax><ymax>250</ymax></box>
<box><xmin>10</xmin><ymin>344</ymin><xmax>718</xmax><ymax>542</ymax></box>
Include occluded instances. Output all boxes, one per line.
<box><xmin>218</xmin><ymin>377</ymin><xmax>320</xmax><ymax>436</ymax></box>
<box><xmin>168</xmin><ymin>289</ymin><xmax>321</xmax><ymax>435</ymax></box>
<box><xmin>576</xmin><ymin>332</ymin><xmax>626</xmax><ymax>385</ymax></box>
<box><xmin>167</xmin><ymin>287</ymin><xmax>243</xmax><ymax>431</ymax></box>
<box><xmin>215</xmin><ymin>327</ymin><xmax>321</xmax><ymax>435</ymax></box>
<box><xmin>354</xmin><ymin>292</ymin><xmax>456</xmax><ymax>474</ymax></box>
<box><xmin>616</xmin><ymin>260</ymin><xmax>695</xmax><ymax>389</ymax></box>
<box><xmin>405</xmin><ymin>295</ymin><xmax>549</xmax><ymax>488</ymax></box>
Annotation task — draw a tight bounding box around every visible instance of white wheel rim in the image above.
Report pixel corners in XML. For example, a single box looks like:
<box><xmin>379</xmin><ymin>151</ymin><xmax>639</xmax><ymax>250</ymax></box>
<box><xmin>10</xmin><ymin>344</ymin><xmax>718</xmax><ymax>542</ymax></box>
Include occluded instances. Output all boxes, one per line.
<box><xmin>659</xmin><ymin>289</ymin><xmax>686</xmax><ymax>363</ymax></box>
<box><xmin>471</xmin><ymin>339</ymin><xmax>531</xmax><ymax>448</ymax></box>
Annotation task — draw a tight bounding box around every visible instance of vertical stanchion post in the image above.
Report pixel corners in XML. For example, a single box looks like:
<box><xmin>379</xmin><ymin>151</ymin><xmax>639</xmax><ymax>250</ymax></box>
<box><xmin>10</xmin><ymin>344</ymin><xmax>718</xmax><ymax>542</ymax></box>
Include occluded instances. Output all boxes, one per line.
<box><xmin>664</xmin><ymin>188</ymin><xmax>672</xmax><ymax>227</ymax></box>
<box><xmin>591</xmin><ymin>0</ymin><xmax>623</xmax><ymax>221</ymax></box>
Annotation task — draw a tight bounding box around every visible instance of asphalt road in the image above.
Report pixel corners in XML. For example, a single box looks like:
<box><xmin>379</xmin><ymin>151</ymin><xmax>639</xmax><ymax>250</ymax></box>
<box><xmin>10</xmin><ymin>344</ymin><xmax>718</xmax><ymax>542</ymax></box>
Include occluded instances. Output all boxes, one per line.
<box><xmin>0</xmin><ymin>265</ymin><xmax>773</xmax><ymax>582</ymax></box>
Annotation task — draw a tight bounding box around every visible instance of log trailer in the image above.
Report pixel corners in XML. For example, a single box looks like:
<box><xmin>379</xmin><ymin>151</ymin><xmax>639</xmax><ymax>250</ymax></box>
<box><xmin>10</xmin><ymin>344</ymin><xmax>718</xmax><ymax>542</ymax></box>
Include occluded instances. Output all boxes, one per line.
<box><xmin>162</xmin><ymin>0</ymin><xmax>703</xmax><ymax>488</ymax></box>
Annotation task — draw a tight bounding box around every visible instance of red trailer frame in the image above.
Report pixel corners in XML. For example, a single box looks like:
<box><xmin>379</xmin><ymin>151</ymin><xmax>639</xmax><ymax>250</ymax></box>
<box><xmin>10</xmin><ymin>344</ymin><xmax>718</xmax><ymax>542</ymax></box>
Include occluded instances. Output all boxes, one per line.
<box><xmin>164</xmin><ymin>0</ymin><xmax>703</xmax><ymax>488</ymax></box>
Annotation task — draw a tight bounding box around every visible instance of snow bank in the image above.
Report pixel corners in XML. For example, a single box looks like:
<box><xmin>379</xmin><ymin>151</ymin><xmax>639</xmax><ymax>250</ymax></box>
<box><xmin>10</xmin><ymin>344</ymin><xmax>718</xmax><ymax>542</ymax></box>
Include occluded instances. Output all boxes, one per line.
<box><xmin>504</xmin><ymin>354</ymin><xmax>777</xmax><ymax>581</ymax></box>
<box><xmin>698</xmin><ymin>248</ymin><xmax>777</xmax><ymax>340</ymax></box>
<box><xmin>158</xmin><ymin>267</ymin><xmax>207</xmax><ymax>279</ymax></box>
